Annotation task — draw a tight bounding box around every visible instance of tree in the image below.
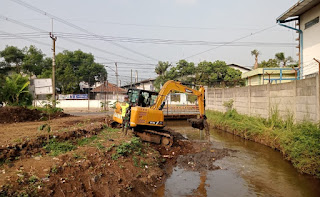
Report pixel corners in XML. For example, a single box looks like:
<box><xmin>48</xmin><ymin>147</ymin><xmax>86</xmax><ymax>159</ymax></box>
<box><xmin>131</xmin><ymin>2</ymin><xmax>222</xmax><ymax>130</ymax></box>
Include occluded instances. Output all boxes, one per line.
<box><xmin>155</xmin><ymin>61</ymin><xmax>170</xmax><ymax>76</ymax></box>
<box><xmin>175</xmin><ymin>60</ymin><xmax>195</xmax><ymax>77</ymax></box>
<box><xmin>55</xmin><ymin>50</ymin><xmax>107</xmax><ymax>94</ymax></box>
<box><xmin>0</xmin><ymin>74</ymin><xmax>32</xmax><ymax>106</ymax></box>
<box><xmin>258</xmin><ymin>59</ymin><xmax>279</xmax><ymax>68</ymax></box>
<box><xmin>251</xmin><ymin>49</ymin><xmax>260</xmax><ymax>70</ymax></box>
<box><xmin>275</xmin><ymin>52</ymin><xmax>293</xmax><ymax>67</ymax></box>
<box><xmin>0</xmin><ymin>46</ymin><xmax>25</xmax><ymax>73</ymax></box>
<box><xmin>196</xmin><ymin>60</ymin><xmax>243</xmax><ymax>87</ymax></box>
<box><xmin>22</xmin><ymin>45</ymin><xmax>46</xmax><ymax>76</ymax></box>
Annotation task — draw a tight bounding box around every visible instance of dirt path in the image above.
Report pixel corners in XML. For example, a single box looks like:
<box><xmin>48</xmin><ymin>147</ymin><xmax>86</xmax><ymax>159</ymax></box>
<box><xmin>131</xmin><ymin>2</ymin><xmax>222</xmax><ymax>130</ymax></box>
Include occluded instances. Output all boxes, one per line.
<box><xmin>0</xmin><ymin>115</ymin><xmax>105</xmax><ymax>145</ymax></box>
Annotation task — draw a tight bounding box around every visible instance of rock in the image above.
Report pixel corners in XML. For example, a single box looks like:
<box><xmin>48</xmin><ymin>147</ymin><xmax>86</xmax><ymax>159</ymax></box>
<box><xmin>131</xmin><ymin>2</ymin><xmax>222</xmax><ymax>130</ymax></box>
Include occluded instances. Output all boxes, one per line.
<box><xmin>34</xmin><ymin>157</ymin><xmax>41</xmax><ymax>161</ymax></box>
<box><xmin>42</xmin><ymin>177</ymin><xmax>50</xmax><ymax>182</ymax></box>
<box><xmin>92</xmin><ymin>175</ymin><xmax>99</xmax><ymax>183</ymax></box>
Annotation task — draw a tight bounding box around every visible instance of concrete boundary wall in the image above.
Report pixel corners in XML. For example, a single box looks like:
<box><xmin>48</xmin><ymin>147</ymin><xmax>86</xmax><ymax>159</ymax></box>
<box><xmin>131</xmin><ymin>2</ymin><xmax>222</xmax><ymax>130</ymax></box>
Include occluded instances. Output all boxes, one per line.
<box><xmin>206</xmin><ymin>76</ymin><xmax>320</xmax><ymax>122</ymax></box>
<box><xmin>34</xmin><ymin>99</ymin><xmax>117</xmax><ymax>111</ymax></box>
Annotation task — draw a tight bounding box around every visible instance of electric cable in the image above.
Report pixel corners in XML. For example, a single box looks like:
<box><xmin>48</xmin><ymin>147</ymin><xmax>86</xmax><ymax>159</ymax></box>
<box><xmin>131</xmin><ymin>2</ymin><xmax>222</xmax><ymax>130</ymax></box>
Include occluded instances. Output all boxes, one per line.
<box><xmin>10</xmin><ymin>0</ymin><xmax>159</xmax><ymax>62</ymax></box>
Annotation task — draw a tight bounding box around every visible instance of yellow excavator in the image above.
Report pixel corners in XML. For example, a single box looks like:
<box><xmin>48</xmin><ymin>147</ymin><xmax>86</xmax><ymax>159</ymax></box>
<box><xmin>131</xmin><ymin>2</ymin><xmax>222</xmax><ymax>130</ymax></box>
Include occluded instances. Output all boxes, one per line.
<box><xmin>112</xmin><ymin>80</ymin><xmax>209</xmax><ymax>147</ymax></box>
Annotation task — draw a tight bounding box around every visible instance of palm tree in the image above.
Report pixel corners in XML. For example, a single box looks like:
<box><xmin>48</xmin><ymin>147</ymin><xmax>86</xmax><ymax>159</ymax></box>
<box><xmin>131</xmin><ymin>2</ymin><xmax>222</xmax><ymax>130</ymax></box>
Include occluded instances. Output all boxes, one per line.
<box><xmin>251</xmin><ymin>49</ymin><xmax>260</xmax><ymax>69</ymax></box>
<box><xmin>275</xmin><ymin>52</ymin><xmax>293</xmax><ymax>67</ymax></box>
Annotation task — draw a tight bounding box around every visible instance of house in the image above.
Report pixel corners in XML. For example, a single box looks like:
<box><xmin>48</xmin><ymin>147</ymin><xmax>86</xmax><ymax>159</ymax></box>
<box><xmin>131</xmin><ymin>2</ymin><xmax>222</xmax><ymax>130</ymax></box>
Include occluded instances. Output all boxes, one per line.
<box><xmin>91</xmin><ymin>82</ymin><xmax>127</xmax><ymax>101</ymax></box>
<box><xmin>122</xmin><ymin>78</ymin><xmax>156</xmax><ymax>91</ymax></box>
<box><xmin>228</xmin><ymin>64</ymin><xmax>252</xmax><ymax>73</ymax></box>
<box><xmin>277</xmin><ymin>0</ymin><xmax>320</xmax><ymax>78</ymax></box>
<box><xmin>242</xmin><ymin>68</ymin><xmax>297</xmax><ymax>86</ymax></box>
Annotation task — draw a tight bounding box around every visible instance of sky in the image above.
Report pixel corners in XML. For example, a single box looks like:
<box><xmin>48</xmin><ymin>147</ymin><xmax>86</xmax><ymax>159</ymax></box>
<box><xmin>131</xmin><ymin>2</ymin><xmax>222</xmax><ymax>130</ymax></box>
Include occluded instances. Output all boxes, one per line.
<box><xmin>0</xmin><ymin>0</ymin><xmax>300</xmax><ymax>85</ymax></box>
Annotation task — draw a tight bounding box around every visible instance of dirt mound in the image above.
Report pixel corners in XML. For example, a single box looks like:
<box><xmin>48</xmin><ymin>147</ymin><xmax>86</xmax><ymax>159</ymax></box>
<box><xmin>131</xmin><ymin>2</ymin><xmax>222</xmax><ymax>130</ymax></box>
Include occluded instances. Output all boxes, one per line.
<box><xmin>0</xmin><ymin>107</ymin><xmax>70</xmax><ymax>124</ymax></box>
<box><xmin>0</xmin><ymin>107</ymin><xmax>42</xmax><ymax>123</ymax></box>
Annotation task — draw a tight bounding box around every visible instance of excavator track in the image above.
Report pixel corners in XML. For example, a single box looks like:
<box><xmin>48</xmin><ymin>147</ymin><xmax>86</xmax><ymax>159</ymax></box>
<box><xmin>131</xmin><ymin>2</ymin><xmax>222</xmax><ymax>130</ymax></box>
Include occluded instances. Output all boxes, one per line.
<box><xmin>134</xmin><ymin>129</ymin><xmax>174</xmax><ymax>148</ymax></box>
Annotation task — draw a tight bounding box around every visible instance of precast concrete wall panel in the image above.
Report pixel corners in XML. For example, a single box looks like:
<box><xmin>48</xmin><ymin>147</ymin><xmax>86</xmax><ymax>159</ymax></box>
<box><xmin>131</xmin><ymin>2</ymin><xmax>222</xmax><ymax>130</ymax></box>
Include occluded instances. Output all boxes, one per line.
<box><xmin>206</xmin><ymin>76</ymin><xmax>320</xmax><ymax>123</ymax></box>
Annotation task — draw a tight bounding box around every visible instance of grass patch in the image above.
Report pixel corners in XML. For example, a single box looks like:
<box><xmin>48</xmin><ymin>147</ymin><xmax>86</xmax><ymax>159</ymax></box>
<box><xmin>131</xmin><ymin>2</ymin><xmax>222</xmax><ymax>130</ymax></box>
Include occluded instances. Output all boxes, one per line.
<box><xmin>112</xmin><ymin>137</ymin><xmax>142</xmax><ymax>160</ymax></box>
<box><xmin>28</xmin><ymin>106</ymin><xmax>63</xmax><ymax>114</ymax></box>
<box><xmin>44</xmin><ymin>139</ymin><xmax>76</xmax><ymax>156</ymax></box>
<box><xmin>77</xmin><ymin>136</ymin><xmax>98</xmax><ymax>146</ymax></box>
<box><xmin>206</xmin><ymin>109</ymin><xmax>320</xmax><ymax>178</ymax></box>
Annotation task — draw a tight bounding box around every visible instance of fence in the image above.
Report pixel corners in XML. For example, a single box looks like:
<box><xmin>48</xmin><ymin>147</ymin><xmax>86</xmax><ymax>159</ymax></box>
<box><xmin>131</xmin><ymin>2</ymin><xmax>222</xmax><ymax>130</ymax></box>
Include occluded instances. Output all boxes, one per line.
<box><xmin>206</xmin><ymin>76</ymin><xmax>320</xmax><ymax>122</ymax></box>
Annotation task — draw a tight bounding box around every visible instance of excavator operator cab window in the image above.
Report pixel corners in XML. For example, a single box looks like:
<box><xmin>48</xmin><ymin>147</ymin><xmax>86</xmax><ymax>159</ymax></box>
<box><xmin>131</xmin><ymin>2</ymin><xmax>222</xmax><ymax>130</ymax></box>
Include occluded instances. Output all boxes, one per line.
<box><xmin>127</xmin><ymin>89</ymin><xmax>159</xmax><ymax>107</ymax></box>
<box><xmin>127</xmin><ymin>89</ymin><xmax>139</xmax><ymax>105</ymax></box>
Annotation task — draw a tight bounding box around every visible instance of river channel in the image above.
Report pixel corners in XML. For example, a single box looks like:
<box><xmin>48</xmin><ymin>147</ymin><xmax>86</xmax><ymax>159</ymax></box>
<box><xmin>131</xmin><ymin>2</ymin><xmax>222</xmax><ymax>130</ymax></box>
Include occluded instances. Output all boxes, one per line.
<box><xmin>154</xmin><ymin>120</ymin><xmax>320</xmax><ymax>197</ymax></box>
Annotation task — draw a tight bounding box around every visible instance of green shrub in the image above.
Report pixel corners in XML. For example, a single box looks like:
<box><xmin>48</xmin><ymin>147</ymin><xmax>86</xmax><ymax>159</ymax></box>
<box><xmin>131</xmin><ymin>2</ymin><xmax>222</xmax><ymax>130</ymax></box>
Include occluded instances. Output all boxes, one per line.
<box><xmin>113</xmin><ymin>137</ymin><xmax>142</xmax><ymax>159</ymax></box>
<box><xmin>44</xmin><ymin>139</ymin><xmax>75</xmax><ymax>156</ymax></box>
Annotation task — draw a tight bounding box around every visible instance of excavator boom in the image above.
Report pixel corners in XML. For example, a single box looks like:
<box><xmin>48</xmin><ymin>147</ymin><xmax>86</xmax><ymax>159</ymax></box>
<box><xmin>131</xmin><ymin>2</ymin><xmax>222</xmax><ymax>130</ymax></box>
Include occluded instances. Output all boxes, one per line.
<box><xmin>152</xmin><ymin>80</ymin><xmax>206</xmax><ymax>118</ymax></box>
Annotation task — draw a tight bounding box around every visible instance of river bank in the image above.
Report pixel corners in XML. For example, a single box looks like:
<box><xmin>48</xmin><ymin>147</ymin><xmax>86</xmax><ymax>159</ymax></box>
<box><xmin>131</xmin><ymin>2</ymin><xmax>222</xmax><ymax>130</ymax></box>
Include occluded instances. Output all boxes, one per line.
<box><xmin>206</xmin><ymin>109</ymin><xmax>320</xmax><ymax>178</ymax></box>
<box><xmin>0</xmin><ymin>113</ymin><xmax>218</xmax><ymax>196</ymax></box>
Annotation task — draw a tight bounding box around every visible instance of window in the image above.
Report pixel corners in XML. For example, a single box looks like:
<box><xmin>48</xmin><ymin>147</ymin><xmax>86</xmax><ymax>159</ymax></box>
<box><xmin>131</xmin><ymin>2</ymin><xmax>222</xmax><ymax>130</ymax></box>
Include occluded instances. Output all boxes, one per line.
<box><xmin>305</xmin><ymin>16</ymin><xmax>319</xmax><ymax>29</ymax></box>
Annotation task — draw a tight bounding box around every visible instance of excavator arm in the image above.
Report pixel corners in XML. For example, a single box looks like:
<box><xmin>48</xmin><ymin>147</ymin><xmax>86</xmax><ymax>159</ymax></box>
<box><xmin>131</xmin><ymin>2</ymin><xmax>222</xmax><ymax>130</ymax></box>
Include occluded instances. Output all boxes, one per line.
<box><xmin>151</xmin><ymin>80</ymin><xmax>206</xmax><ymax>118</ymax></box>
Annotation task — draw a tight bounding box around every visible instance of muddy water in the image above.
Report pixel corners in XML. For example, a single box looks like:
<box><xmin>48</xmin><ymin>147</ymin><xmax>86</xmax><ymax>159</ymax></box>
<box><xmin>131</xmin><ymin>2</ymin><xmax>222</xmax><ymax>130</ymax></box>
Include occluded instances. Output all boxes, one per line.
<box><xmin>155</xmin><ymin>120</ymin><xmax>320</xmax><ymax>197</ymax></box>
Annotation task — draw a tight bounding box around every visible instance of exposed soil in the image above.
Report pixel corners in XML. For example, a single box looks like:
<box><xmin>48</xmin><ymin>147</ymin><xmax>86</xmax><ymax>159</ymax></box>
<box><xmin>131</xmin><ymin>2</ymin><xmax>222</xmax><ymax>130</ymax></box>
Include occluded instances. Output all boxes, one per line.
<box><xmin>0</xmin><ymin>115</ymin><xmax>105</xmax><ymax>145</ymax></box>
<box><xmin>0</xmin><ymin>106</ymin><xmax>70</xmax><ymax>124</ymax></box>
<box><xmin>0</xmin><ymin>114</ymin><xmax>229</xmax><ymax>197</ymax></box>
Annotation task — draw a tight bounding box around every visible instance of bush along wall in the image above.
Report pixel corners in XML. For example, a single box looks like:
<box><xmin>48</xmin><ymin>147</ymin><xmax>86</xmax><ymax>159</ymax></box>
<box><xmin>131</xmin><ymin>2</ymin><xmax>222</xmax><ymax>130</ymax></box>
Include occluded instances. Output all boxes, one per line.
<box><xmin>206</xmin><ymin>109</ymin><xmax>320</xmax><ymax>178</ymax></box>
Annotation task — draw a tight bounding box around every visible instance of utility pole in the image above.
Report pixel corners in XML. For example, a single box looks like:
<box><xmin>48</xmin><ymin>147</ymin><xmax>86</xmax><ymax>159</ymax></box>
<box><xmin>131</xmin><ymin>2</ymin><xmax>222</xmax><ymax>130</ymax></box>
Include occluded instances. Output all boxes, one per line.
<box><xmin>115</xmin><ymin>62</ymin><xmax>118</xmax><ymax>101</ymax></box>
<box><xmin>88</xmin><ymin>76</ymin><xmax>90</xmax><ymax>111</ymax></box>
<box><xmin>50</xmin><ymin>19</ymin><xmax>57</xmax><ymax>108</ymax></box>
<box><xmin>135</xmin><ymin>70</ymin><xmax>138</xmax><ymax>83</ymax></box>
<box><xmin>131</xmin><ymin>69</ymin><xmax>133</xmax><ymax>88</ymax></box>
<box><xmin>314</xmin><ymin>58</ymin><xmax>320</xmax><ymax>75</ymax></box>
<box><xmin>104</xmin><ymin>74</ymin><xmax>107</xmax><ymax>110</ymax></box>
<box><xmin>106</xmin><ymin>79</ymin><xmax>109</xmax><ymax>110</ymax></box>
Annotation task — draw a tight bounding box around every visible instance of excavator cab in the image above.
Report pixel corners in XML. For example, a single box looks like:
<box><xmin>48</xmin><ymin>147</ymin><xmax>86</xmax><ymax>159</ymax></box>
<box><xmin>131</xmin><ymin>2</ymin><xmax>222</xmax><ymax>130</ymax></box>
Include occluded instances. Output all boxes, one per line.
<box><xmin>127</xmin><ymin>89</ymin><xmax>158</xmax><ymax>107</ymax></box>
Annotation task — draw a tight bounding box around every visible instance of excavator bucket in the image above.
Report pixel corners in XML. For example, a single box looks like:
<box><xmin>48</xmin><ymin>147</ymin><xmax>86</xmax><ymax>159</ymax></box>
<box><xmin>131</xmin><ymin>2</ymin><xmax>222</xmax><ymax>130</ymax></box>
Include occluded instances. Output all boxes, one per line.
<box><xmin>187</xmin><ymin>118</ymin><xmax>210</xmax><ymax>136</ymax></box>
<box><xmin>188</xmin><ymin>118</ymin><xmax>206</xmax><ymax>130</ymax></box>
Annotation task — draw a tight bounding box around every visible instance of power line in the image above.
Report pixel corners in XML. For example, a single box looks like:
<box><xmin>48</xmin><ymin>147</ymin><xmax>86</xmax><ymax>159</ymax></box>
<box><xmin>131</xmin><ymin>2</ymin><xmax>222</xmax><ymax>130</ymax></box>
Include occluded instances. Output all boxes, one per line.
<box><xmin>0</xmin><ymin>30</ymin><xmax>68</xmax><ymax>51</ymax></box>
<box><xmin>183</xmin><ymin>25</ymin><xmax>277</xmax><ymax>60</ymax></box>
<box><xmin>0</xmin><ymin>15</ymin><xmax>149</xmax><ymax>63</ymax></box>
<box><xmin>0</xmin><ymin>31</ymin><xmax>297</xmax><ymax>47</ymax></box>
<box><xmin>10</xmin><ymin>0</ymin><xmax>159</xmax><ymax>62</ymax></box>
<box><xmin>7</xmin><ymin>17</ymin><xmax>290</xmax><ymax>32</ymax></box>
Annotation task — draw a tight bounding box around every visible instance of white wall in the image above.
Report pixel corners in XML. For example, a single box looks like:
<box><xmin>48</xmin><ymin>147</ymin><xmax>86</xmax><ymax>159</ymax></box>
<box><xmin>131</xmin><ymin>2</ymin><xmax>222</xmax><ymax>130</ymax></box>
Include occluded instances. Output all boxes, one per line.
<box><xmin>301</xmin><ymin>3</ymin><xmax>320</xmax><ymax>77</ymax></box>
<box><xmin>136</xmin><ymin>81</ymin><xmax>154</xmax><ymax>91</ymax></box>
<box><xmin>34</xmin><ymin>99</ymin><xmax>117</xmax><ymax>110</ymax></box>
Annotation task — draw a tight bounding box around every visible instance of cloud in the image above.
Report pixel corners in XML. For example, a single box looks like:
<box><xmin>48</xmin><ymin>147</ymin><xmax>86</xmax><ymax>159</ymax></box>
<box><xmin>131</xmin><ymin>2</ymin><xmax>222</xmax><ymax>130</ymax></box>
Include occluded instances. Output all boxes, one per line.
<box><xmin>175</xmin><ymin>0</ymin><xmax>198</xmax><ymax>5</ymax></box>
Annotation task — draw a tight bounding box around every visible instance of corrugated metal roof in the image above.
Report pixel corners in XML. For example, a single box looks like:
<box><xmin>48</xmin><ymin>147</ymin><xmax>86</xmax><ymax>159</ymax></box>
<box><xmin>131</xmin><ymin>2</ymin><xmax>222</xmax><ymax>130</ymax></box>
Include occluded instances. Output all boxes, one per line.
<box><xmin>277</xmin><ymin>0</ymin><xmax>320</xmax><ymax>22</ymax></box>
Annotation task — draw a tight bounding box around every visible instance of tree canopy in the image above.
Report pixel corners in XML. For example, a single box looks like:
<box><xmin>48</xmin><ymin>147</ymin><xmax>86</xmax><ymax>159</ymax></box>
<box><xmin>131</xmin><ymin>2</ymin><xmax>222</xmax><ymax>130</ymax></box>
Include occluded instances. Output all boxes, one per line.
<box><xmin>0</xmin><ymin>46</ymin><xmax>25</xmax><ymax>73</ymax></box>
<box><xmin>53</xmin><ymin>50</ymin><xmax>107</xmax><ymax>94</ymax></box>
<box><xmin>154</xmin><ymin>60</ymin><xmax>244</xmax><ymax>90</ymax></box>
<box><xmin>257</xmin><ymin>52</ymin><xmax>297</xmax><ymax>68</ymax></box>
